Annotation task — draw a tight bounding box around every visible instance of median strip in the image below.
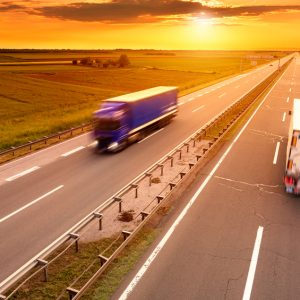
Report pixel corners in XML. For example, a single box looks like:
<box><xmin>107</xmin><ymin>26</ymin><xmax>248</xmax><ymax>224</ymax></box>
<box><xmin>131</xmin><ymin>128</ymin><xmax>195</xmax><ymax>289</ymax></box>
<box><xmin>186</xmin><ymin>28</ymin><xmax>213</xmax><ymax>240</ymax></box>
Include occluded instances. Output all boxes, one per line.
<box><xmin>0</xmin><ymin>185</ymin><xmax>64</xmax><ymax>223</ymax></box>
<box><xmin>6</xmin><ymin>166</ymin><xmax>40</xmax><ymax>182</ymax></box>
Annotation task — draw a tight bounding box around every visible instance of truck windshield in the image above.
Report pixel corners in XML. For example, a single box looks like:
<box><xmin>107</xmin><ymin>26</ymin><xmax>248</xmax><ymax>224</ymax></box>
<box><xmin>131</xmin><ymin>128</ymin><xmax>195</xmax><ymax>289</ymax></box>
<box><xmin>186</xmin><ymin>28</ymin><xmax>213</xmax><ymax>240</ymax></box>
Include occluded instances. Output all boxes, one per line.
<box><xmin>95</xmin><ymin>118</ymin><xmax>121</xmax><ymax>131</ymax></box>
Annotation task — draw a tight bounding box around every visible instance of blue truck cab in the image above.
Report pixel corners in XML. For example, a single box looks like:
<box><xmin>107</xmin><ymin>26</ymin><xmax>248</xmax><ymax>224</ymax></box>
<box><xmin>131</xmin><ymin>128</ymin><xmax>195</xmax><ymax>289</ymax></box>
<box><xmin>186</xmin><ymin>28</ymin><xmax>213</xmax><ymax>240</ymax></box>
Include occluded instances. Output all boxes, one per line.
<box><xmin>93</xmin><ymin>86</ymin><xmax>178</xmax><ymax>152</ymax></box>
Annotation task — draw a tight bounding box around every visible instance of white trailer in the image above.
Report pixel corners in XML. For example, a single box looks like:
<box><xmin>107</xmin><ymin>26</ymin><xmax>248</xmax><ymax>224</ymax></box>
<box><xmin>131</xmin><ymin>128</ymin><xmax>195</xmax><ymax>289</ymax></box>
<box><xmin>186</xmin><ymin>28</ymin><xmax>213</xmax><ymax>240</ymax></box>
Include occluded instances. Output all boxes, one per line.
<box><xmin>284</xmin><ymin>99</ymin><xmax>300</xmax><ymax>194</ymax></box>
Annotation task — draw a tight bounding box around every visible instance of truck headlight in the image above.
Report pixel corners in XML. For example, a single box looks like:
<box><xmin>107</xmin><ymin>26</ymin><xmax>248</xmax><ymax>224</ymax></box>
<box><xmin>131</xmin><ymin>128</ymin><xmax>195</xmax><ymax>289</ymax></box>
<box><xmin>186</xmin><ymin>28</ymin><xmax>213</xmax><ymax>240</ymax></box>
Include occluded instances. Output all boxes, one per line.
<box><xmin>107</xmin><ymin>142</ymin><xmax>119</xmax><ymax>151</ymax></box>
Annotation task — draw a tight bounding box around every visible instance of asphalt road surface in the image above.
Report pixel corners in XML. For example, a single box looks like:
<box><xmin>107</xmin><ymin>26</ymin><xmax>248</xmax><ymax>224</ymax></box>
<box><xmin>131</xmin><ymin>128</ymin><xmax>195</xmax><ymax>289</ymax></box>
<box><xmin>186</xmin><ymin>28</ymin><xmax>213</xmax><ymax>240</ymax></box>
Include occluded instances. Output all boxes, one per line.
<box><xmin>0</xmin><ymin>55</ymin><xmax>293</xmax><ymax>286</ymax></box>
<box><xmin>114</xmin><ymin>56</ymin><xmax>300</xmax><ymax>300</ymax></box>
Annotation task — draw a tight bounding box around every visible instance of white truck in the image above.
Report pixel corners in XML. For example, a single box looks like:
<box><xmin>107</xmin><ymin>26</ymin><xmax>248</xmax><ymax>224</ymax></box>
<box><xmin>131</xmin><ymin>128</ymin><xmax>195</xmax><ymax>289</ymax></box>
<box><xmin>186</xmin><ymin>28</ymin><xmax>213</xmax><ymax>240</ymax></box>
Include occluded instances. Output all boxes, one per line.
<box><xmin>284</xmin><ymin>99</ymin><xmax>300</xmax><ymax>194</ymax></box>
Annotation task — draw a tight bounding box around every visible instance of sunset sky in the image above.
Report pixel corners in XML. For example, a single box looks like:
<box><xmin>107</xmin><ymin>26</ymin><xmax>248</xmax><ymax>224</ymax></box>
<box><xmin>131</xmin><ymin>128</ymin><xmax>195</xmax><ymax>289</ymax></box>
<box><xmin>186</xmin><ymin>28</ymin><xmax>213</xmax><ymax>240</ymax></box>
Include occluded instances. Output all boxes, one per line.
<box><xmin>1</xmin><ymin>0</ymin><xmax>300</xmax><ymax>50</ymax></box>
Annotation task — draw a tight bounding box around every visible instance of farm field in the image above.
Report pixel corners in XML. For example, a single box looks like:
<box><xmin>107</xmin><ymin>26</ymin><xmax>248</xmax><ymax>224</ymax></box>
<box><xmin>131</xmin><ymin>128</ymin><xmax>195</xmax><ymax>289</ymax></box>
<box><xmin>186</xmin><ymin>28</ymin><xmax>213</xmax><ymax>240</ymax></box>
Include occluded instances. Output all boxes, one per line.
<box><xmin>0</xmin><ymin>50</ymin><xmax>288</xmax><ymax>151</ymax></box>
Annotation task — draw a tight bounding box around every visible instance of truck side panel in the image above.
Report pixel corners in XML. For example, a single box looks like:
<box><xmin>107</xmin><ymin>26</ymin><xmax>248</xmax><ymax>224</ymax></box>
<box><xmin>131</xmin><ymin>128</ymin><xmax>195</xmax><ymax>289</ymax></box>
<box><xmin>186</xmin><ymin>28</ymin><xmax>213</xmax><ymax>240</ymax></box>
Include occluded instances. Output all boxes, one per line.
<box><xmin>129</xmin><ymin>90</ymin><xmax>177</xmax><ymax>130</ymax></box>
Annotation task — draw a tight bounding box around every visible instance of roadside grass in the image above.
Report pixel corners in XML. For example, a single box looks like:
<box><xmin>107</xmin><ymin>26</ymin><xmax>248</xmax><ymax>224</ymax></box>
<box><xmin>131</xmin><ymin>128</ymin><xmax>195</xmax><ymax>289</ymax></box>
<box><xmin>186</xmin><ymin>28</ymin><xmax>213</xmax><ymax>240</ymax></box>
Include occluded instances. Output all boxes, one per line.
<box><xmin>0</xmin><ymin>51</ymin><xmax>285</xmax><ymax>151</ymax></box>
<box><xmin>10</xmin><ymin>228</ymin><xmax>157</xmax><ymax>300</ymax></box>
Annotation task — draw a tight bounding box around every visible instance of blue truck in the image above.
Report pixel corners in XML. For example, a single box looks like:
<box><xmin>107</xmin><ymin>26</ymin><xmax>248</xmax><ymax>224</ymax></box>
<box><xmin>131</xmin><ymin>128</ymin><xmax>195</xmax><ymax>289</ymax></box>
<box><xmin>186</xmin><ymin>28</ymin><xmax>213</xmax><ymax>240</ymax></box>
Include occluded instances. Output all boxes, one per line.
<box><xmin>93</xmin><ymin>86</ymin><xmax>178</xmax><ymax>152</ymax></box>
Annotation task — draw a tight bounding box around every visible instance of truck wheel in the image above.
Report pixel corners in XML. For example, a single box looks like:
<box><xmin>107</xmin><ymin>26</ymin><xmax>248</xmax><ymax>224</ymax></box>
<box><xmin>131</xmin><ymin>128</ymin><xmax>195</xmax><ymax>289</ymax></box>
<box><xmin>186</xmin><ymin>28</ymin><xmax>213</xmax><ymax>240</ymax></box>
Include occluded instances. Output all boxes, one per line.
<box><xmin>118</xmin><ymin>139</ymin><xmax>128</xmax><ymax>151</ymax></box>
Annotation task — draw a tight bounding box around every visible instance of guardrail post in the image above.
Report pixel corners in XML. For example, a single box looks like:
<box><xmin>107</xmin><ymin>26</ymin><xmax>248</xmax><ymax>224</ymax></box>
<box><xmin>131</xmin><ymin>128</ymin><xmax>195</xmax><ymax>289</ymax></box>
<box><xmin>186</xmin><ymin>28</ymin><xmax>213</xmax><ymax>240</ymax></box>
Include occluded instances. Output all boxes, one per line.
<box><xmin>122</xmin><ymin>230</ymin><xmax>131</xmax><ymax>241</ymax></box>
<box><xmin>11</xmin><ymin>146</ymin><xmax>15</xmax><ymax>156</ymax></box>
<box><xmin>192</xmin><ymin>138</ymin><xmax>196</xmax><ymax>147</ymax></box>
<box><xmin>168</xmin><ymin>156</ymin><xmax>174</xmax><ymax>167</ymax></box>
<box><xmin>169</xmin><ymin>183</ymin><xmax>176</xmax><ymax>190</ymax></box>
<box><xmin>157</xmin><ymin>196</ymin><xmax>164</xmax><ymax>204</ymax></box>
<box><xmin>176</xmin><ymin>149</ymin><xmax>182</xmax><ymax>160</ymax></box>
<box><xmin>98</xmin><ymin>255</ymin><xmax>108</xmax><ymax>266</ymax></box>
<box><xmin>37</xmin><ymin>259</ymin><xmax>48</xmax><ymax>282</ymax></box>
<box><xmin>146</xmin><ymin>173</ymin><xmax>152</xmax><ymax>186</ymax></box>
<box><xmin>189</xmin><ymin>163</ymin><xmax>195</xmax><ymax>170</ymax></box>
<box><xmin>114</xmin><ymin>197</ymin><xmax>122</xmax><ymax>212</ymax></box>
<box><xmin>203</xmin><ymin>148</ymin><xmax>208</xmax><ymax>154</ymax></box>
<box><xmin>196</xmin><ymin>155</ymin><xmax>202</xmax><ymax>161</ymax></box>
<box><xmin>131</xmin><ymin>184</ymin><xmax>138</xmax><ymax>198</ymax></box>
<box><xmin>180</xmin><ymin>172</ymin><xmax>186</xmax><ymax>179</ymax></box>
<box><xmin>69</xmin><ymin>233</ymin><xmax>79</xmax><ymax>252</ymax></box>
<box><xmin>141</xmin><ymin>211</ymin><xmax>149</xmax><ymax>221</ymax></box>
<box><xmin>208</xmin><ymin>142</ymin><xmax>214</xmax><ymax>147</ymax></box>
<box><xmin>184</xmin><ymin>143</ymin><xmax>190</xmax><ymax>153</ymax></box>
<box><xmin>158</xmin><ymin>164</ymin><xmax>164</xmax><ymax>176</ymax></box>
<box><xmin>66</xmin><ymin>287</ymin><xmax>79</xmax><ymax>300</ymax></box>
<box><xmin>93</xmin><ymin>212</ymin><xmax>103</xmax><ymax>231</ymax></box>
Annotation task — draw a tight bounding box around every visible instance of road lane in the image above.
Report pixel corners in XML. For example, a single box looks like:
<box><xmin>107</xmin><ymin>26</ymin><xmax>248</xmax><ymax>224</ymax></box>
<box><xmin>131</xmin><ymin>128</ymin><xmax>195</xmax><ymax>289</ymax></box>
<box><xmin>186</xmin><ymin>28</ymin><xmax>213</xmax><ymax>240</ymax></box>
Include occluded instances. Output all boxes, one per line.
<box><xmin>114</xmin><ymin>57</ymin><xmax>299</xmax><ymax>299</ymax></box>
<box><xmin>0</xmin><ymin>55</ymin><xmax>293</xmax><ymax>283</ymax></box>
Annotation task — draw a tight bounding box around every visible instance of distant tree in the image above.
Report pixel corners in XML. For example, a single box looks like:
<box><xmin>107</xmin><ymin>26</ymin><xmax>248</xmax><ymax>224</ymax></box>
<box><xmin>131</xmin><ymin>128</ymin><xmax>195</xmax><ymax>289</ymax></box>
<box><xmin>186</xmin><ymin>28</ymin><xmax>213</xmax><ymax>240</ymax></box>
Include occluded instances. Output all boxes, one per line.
<box><xmin>103</xmin><ymin>60</ymin><xmax>110</xmax><ymax>68</ymax></box>
<box><xmin>118</xmin><ymin>54</ymin><xmax>130</xmax><ymax>67</ymax></box>
<box><xmin>95</xmin><ymin>58</ymin><xmax>103</xmax><ymax>68</ymax></box>
<box><xmin>109</xmin><ymin>59</ymin><xmax>118</xmax><ymax>67</ymax></box>
<box><xmin>80</xmin><ymin>57</ymin><xmax>93</xmax><ymax>65</ymax></box>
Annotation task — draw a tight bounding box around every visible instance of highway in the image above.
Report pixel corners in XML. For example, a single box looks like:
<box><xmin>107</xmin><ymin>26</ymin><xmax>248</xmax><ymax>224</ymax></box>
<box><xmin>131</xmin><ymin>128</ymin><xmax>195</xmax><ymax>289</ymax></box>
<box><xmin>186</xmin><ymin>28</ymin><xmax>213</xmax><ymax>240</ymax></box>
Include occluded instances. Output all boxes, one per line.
<box><xmin>114</xmin><ymin>56</ymin><xmax>300</xmax><ymax>299</ymax></box>
<box><xmin>0</xmin><ymin>56</ymin><xmax>292</xmax><ymax>286</ymax></box>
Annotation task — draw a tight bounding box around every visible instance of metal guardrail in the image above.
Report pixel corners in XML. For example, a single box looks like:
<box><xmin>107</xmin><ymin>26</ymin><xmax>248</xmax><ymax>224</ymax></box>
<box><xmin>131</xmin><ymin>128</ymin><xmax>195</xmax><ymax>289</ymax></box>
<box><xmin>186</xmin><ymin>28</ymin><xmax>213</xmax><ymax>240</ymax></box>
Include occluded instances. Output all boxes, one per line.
<box><xmin>0</xmin><ymin>59</ymin><xmax>291</xmax><ymax>299</ymax></box>
<box><xmin>0</xmin><ymin>123</ymin><xmax>92</xmax><ymax>163</ymax></box>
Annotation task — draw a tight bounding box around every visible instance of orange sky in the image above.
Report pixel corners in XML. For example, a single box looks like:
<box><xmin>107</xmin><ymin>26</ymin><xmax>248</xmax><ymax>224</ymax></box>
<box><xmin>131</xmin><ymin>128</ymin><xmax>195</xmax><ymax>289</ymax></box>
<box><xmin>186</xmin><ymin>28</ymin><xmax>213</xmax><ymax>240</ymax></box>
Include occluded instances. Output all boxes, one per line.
<box><xmin>1</xmin><ymin>0</ymin><xmax>300</xmax><ymax>50</ymax></box>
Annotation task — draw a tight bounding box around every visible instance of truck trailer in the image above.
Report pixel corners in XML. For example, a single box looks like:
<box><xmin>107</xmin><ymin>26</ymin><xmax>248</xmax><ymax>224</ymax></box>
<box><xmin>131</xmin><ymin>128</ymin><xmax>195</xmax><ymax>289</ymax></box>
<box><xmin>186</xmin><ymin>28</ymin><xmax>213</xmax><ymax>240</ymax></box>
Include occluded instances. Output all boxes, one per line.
<box><xmin>284</xmin><ymin>98</ymin><xmax>300</xmax><ymax>194</ymax></box>
<box><xmin>93</xmin><ymin>86</ymin><xmax>178</xmax><ymax>152</ymax></box>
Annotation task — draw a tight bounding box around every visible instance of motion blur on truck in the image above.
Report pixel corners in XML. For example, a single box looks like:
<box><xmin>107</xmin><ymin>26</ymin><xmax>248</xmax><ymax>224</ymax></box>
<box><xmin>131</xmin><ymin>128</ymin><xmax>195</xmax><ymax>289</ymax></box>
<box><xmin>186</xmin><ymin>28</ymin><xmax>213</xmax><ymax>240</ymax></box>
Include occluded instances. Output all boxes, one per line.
<box><xmin>284</xmin><ymin>99</ymin><xmax>300</xmax><ymax>195</ymax></box>
<box><xmin>93</xmin><ymin>86</ymin><xmax>178</xmax><ymax>152</ymax></box>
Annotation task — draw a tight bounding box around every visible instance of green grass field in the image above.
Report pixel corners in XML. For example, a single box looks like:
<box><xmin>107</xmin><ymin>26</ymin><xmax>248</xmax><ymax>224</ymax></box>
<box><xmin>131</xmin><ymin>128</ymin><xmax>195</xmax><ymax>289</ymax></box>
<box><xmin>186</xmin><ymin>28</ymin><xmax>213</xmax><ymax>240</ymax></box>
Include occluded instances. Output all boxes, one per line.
<box><xmin>0</xmin><ymin>50</ymin><xmax>287</xmax><ymax>151</ymax></box>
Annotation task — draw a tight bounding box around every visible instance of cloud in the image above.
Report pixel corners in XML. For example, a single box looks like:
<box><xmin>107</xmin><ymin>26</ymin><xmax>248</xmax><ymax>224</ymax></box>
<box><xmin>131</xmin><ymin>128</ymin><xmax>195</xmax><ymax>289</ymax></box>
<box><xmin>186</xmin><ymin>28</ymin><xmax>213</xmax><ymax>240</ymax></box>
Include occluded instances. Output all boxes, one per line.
<box><xmin>0</xmin><ymin>2</ymin><xmax>25</xmax><ymax>11</ymax></box>
<box><xmin>6</xmin><ymin>0</ymin><xmax>300</xmax><ymax>23</ymax></box>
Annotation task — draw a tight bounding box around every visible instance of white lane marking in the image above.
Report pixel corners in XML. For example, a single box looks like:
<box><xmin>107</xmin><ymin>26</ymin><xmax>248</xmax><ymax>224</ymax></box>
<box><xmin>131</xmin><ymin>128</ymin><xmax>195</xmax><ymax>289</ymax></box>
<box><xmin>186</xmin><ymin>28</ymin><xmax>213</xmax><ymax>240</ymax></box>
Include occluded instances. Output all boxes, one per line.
<box><xmin>138</xmin><ymin>128</ymin><xmax>164</xmax><ymax>144</ymax></box>
<box><xmin>178</xmin><ymin>102</ymin><xmax>184</xmax><ymax>106</ymax></box>
<box><xmin>282</xmin><ymin>112</ymin><xmax>286</xmax><ymax>122</ymax></box>
<box><xmin>242</xmin><ymin>226</ymin><xmax>264</xmax><ymax>300</ymax></box>
<box><xmin>61</xmin><ymin>146</ymin><xmax>85</xmax><ymax>157</ymax></box>
<box><xmin>88</xmin><ymin>141</ymin><xmax>97</xmax><ymax>147</ymax></box>
<box><xmin>188</xmin><ymin>97</ymin><xmax>195</xmax><ymax>102</ymax></box>
<box><xmin>289</xmin><ymin>88</ymin><xmax>292</xmax><ymax>92</ymax></box>
<box><xmin>1</xmin><ymin>132</ymin><xmax>91</xmax><ymax>170</ymax></box>
<box><xmin>219</xmin><ymin>93</ymin><xmax>226</xmax><ymax>98</ymax></box>
<box><xmin>273</xmin><ymin>142</ymin><xmax>280</xmax><ymax>165</ymax></box>
<box><xmin>287</xmin><ymin>97</ymin><xmax>289</xmax><ymax>103</ymax></box>
<box><xmin>192</xmin><ymin>105</ymin><xmax>205</xmax><ymax>113</ymax></box>
<box><xmin>6</xmin><ymin>166</ymin><xmax>40</xmax><ymax>182</ymax></box>
<box><xmin>118</xmin><ymin>57</ymin><xmax>288</xmax><ymax>300</ymax></box>
<box><xmin>0</xmin><ymin>185</ymin><xmax>64</xmax><ymax>223</ymax></box>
